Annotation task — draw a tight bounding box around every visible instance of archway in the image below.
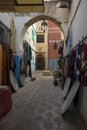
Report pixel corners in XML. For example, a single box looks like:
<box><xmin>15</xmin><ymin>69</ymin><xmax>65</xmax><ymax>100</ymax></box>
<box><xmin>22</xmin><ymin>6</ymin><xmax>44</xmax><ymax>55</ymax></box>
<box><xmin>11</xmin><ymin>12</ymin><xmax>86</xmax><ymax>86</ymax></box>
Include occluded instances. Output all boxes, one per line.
<box><xmin>24</xmin><ymin>15</ymin><xmax>65</xmax><ymax>37</ymax></box>
<box><xmin>22</xmin><ymin>15</ymin><xmax>65</xmax><ymax>71</ymax></box>
<box><xmin>21</xmin><ymin>15</ymin><xmax>65</xmax><ymax>41</ymax></box>
<box><xmin>36</xmin><ymin>54</ymin><xmax>45</xmax><ymax>70</ymax></box>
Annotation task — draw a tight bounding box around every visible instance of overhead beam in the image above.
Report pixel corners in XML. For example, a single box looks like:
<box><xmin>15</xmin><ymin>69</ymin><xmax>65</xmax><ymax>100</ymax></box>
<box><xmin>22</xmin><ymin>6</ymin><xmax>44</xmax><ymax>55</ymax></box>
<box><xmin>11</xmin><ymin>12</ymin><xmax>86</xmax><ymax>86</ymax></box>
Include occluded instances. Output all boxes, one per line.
<box><xmin>0</xmin><ymin>6</ymin><xmax>15</xmax><ymax>12</ymax></box>
<box><xmin>0</xmin><ymin>0</ymin><xmax>44</xmax><ymax>12</ymax></box>
<box><xmin>0</xmin><ymin>0</ymin><xmax>14</xmax><ymax>1</ymax></box>
<box><xmin>16</xmin><ymin>0</ymin><xmax>43</xmax><ymax>5</ymax></box>
<box><xmin>0</xmin><ymin>6</ymin><xmax>44</xmax><ymax>12</ymax></box>
<box><xmin>15</xmin><ymin>5</ymin><xmax>44</xmax><ymax>12</ymax></box>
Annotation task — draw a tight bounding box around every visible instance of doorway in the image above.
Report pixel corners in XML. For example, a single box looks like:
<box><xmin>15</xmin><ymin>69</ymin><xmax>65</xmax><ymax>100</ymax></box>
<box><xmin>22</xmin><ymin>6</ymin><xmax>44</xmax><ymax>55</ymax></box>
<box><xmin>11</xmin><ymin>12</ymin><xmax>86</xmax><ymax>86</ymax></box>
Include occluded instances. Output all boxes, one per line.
<box><xmin>36</xmin><ymin>54</ymin><xmax>45</xmax><ymax>70</ymax></box>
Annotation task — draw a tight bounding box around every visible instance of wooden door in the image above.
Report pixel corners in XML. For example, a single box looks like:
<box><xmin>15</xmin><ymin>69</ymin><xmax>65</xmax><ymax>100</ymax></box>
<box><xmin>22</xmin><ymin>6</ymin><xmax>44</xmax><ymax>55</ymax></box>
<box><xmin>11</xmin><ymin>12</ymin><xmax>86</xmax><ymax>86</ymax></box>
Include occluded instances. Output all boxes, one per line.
<box><xmin>36</xmin><ymin>54</ymin><xmax>45</xmax><ymax>70</ymax></box>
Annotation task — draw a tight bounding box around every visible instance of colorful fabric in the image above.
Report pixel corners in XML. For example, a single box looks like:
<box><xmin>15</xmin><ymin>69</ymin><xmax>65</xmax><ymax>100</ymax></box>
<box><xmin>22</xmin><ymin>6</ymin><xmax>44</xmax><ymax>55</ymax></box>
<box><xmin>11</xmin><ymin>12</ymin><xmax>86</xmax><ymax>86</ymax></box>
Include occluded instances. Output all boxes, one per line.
<box><xmin>81</xmin><ymin>43</ymin><xmax>87</xmax><ymax>86</ymax></box>
<box><xmin>63</xmin><ymin>56</ymin><xmax>69</xmax><ymax>77</ymax></box>
<box><xmin>67</xmin><ymin>49</ymin><xmax>76</xmax><ymax>80</ymax></box>
<box><xmin>66</xmin><ymin>26</ymin><xmax>73</xmax><ymax>55</ymax></box>
<box><xmin>27</xmin><ymin>45</ymin><xmax>32</xmax><ymax>61</ymax></box>
<box><xmin>0</xmin><ymin>87</ymin><xmax>12</xmax><ymax>120</ymax></box>
<box><xmin>81</xmin><ymin>43</ymin><xmax>87</xmax><ymax>62</ymax></box>
<box><xmin>74</xmin><ymin>43</ymin><xmax>81</xmax><ymax>80</ymax></box>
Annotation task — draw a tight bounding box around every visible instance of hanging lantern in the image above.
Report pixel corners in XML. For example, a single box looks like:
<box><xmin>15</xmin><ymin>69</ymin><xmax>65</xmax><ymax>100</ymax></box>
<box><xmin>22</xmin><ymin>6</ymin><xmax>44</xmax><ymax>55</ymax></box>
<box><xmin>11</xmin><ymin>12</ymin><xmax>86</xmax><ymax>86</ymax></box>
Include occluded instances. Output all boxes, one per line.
<box><xmin>53</xmin><ymin>41</ymin><xmax>58</xmax><ymax>49</ymax></box>
<box><xmin>58</xmin><ymin>40</ymin><xmax>64</xmax><ymax>54</ymax></box>
<box><xmin>41</xmin><ymin>20</ymin><xmax>48</xmax><ymax>32</ymax></box>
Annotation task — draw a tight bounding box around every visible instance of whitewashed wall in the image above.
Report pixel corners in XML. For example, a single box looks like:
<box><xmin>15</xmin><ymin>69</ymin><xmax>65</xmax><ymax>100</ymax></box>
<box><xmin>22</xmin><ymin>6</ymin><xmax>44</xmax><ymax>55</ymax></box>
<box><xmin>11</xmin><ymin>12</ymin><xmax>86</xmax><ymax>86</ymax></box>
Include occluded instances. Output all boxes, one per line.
<box><xmin>0</xmin><ymin>13</ymin><xmax>12</xmax><ymax>29</ymax></box>
<box><xmin>0</xmin><ymin>13</ymin><xmax>30</xmax><ymax>54</ymax></box>
<box><xmin>69</xmin><ymin>0</ymin><xmax>87</xmax><ymax>124</ymax></box>
<box><xmin>71</xmin><ymin>0</ymin><xmax>87</xmax><ymax>47</ymax></box>
<box><xmin>14</xmin><ymin>16</ymin><xmax>30</xmax><ymax>54</ymax></box>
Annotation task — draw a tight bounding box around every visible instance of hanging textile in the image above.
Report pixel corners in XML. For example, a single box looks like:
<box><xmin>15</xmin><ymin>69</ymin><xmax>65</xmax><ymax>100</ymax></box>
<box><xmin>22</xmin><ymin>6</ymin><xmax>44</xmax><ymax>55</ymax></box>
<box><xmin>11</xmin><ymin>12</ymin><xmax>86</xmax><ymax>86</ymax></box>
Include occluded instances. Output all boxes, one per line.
<box><xmin>0</xmin><ymin>45</ymin><xmax>3</xmax><ymax>85</ymax></box>
<box><xmin>2</xmin><ymin>45</ymin><xmax>10</xmax><ymax>86</ymax></box>
<box><xmin>62</xmin><ymin>56</ymin><xmax>69</xmax><ymax>77</ymax></box>
<box><xmin>23</xmin><ymin>41</ymin><xmax>28</xmax><ymax>77</ymax></box>
<box><xmin>81</xmin><ymin>43</ymin><xmax>87</xmax><ymax>62</ymax></box>
<box><xmin>74</xmin><ymin>43</ymin><xmax>81</xmax><ymax>81</ymax></box>
<box><xmin>27</xmin><ymin>45</ymin><xmax>32</xmax><ymax>78</ymax></box>
<box><xmin>67</xmin><ymin>49</ymin><xmax>76</xmax><ymax>80</ymax></box>
<box><xmin>66</xmin><ymin>26</ymin><xmax>73</xmax><ymax>55</ymax></box>
<box><xmin>81</xmin><ymin>43</ymin><xmax>87</xmax><ymax>86</ymax></box>
<box><xmin>27</xmin><ymin>45</ymin><xmax>32</xmax><ymax>61</ymax></box>
<box><xmin>23</xmin><ymin>41</ymin><xmax>28</xmax><ymax>65</ymax></box>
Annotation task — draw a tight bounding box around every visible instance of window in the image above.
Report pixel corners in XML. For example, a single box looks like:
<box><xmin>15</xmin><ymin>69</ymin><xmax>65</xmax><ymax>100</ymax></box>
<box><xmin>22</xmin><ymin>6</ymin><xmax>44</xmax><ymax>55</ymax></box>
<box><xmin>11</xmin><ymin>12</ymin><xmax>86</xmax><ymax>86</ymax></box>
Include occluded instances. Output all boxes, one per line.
<box><xmin>36</xmin><ymin>34</ymin><xmax>44</xmax><ymax>43</ymax></box>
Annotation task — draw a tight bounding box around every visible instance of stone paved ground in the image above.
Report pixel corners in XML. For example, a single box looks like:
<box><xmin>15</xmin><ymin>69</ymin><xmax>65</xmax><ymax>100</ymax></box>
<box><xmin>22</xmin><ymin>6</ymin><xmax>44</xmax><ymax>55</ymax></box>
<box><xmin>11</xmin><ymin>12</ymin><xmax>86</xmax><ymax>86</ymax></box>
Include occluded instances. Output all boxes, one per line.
<box><xmin>0</xmin><ymin>71</ymin><xmax>87</xmax><ymax>130</ymax></box>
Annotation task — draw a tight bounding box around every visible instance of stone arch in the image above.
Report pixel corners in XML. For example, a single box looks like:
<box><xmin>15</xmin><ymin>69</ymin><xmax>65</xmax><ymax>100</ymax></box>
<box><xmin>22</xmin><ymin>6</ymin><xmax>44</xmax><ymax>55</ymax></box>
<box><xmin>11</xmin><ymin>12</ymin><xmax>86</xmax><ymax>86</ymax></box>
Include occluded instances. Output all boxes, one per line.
<box><xmin>22</xmin><ymin>15</ymin><xmax>65</xmax><ymax>39</ymax></box>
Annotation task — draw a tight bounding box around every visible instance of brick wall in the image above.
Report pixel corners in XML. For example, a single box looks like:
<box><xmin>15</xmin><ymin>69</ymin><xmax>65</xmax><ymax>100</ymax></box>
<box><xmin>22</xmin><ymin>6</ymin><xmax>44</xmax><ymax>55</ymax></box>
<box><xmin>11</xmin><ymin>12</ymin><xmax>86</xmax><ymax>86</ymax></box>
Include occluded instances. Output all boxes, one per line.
<box><xmin>48</xmin><ymin>21</ymin><xmax>61</xmax><ymax>59</ymax></box>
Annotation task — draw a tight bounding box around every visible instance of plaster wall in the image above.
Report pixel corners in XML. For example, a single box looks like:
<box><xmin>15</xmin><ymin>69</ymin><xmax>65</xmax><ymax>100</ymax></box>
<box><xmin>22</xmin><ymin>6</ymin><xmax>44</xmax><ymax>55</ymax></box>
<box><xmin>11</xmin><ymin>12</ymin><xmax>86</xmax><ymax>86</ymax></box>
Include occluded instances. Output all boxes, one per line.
<box><xmin>68</xmin><ymin>0</ymin><xmax>87</xmax><ymax>124</ymax></box>
<box><xmin>0</xmin><ymin>13</ymin><xmax>12</xmax><ymax>29</ymax></box>
<box><xmin>14</xmin><ymin>16</ymin><xmax>30</xmax><ymax>54</ymax></box>
<box><xmin>71</xmin><ymin>0</ymin><xmax>87</xmax><ymax>47</ymax></box>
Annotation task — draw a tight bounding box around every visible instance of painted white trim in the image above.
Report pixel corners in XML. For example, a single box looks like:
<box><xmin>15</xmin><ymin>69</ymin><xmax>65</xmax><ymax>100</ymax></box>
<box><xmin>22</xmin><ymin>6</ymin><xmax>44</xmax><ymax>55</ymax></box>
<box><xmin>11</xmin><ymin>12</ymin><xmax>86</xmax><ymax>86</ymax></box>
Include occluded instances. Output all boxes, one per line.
<box><xmin>49</xmin><ymin>40</ymin><xmax>62</xmax><ymax>42</ymax></box>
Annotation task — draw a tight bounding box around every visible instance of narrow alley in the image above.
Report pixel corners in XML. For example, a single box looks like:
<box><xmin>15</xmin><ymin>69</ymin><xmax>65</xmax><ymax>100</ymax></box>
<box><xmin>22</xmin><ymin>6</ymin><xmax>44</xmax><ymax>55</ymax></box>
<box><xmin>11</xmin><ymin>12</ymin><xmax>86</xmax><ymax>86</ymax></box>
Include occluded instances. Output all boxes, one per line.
<box><xmin>1</xmin><ymin>0</ymin><xmax>87</xmax><ymax>129</ymax></box>
<box><xmin>0</xmin><ymin>71</ymin><xmax>87</xmax><ymax>130</ymax></box>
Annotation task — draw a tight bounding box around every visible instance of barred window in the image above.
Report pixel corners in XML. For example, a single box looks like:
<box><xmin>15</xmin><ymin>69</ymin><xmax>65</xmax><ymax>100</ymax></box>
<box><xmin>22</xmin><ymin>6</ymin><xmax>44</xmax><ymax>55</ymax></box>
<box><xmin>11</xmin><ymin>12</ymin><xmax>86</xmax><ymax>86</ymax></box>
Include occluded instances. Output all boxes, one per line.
<box><xmin>36</xmin><ymin>34</ymin><xmax>44</xmax><ymax>43</ymax></box>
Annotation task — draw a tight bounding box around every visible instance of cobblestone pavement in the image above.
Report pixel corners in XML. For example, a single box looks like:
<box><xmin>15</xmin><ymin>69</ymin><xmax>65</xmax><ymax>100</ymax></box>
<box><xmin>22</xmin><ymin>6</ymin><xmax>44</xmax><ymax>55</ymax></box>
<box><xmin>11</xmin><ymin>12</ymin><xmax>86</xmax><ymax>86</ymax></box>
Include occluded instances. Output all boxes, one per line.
<box><xmin>0</xmin><ymin>71</ymin><xmax>87</xmax><ymax>130</ymax></box>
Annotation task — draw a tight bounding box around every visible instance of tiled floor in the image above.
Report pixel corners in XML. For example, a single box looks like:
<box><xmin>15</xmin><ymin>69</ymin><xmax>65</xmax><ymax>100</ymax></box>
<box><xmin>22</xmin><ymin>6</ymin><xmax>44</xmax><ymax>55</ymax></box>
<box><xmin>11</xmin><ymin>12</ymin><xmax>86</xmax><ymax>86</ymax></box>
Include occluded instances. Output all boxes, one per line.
<box><xmin>0</xmin><ymin>71</ymin><xmax>87</xmax><ymax>130</ymax></box>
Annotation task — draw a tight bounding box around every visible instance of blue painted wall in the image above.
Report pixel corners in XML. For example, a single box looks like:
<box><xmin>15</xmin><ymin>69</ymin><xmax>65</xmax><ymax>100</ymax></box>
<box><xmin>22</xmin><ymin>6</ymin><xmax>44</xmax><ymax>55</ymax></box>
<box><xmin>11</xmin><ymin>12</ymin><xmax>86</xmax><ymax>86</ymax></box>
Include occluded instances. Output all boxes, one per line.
<box><xmin>48</xmin><ymin>59</ymin><xmax>58</xmax><ymax>71</ymax></box>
